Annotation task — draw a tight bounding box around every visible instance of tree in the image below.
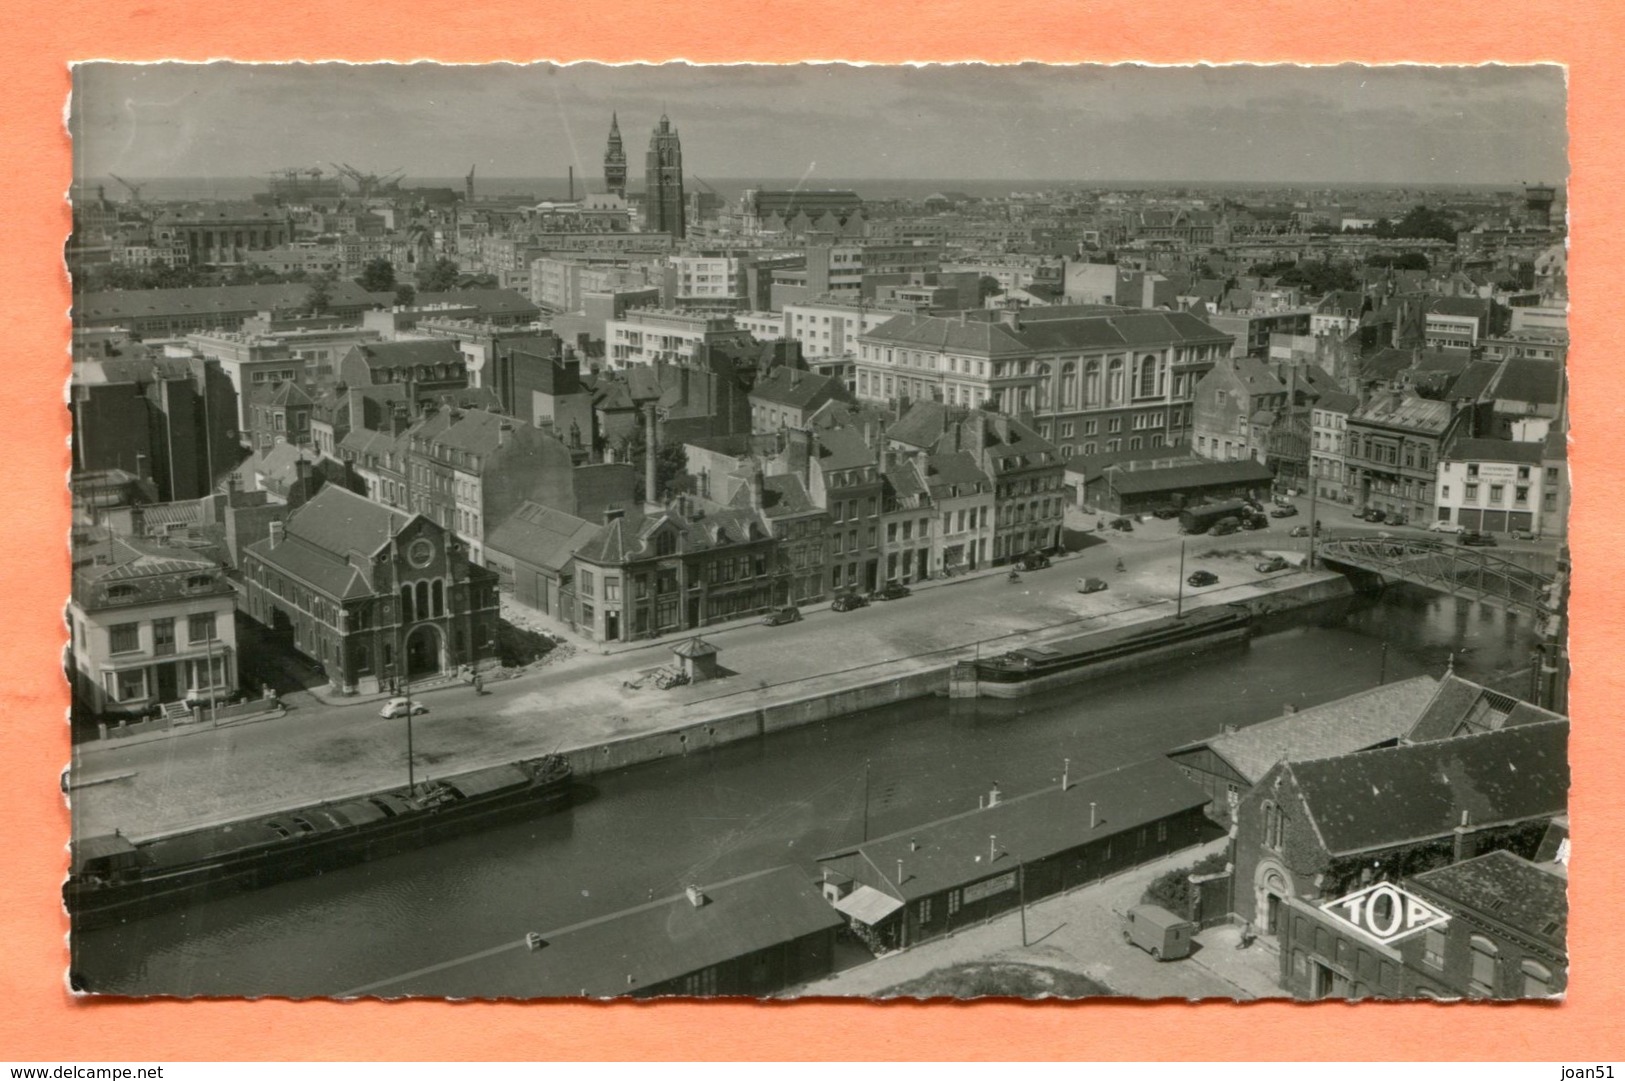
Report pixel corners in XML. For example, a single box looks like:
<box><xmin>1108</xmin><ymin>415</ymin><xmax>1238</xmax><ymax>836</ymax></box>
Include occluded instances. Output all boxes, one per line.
<box><xmin>977</xmin><ymin>275</ymin><xmax>1005</xmax><ymax>302</ymax></box>
<box><xmin>416</xmin><ymin>257</ymin><xmax>461</xmax><ymax>293</ymax></box>
<box><xmin>1365</xmin><ymin>251</ymin><xmax>1430</xmax><ymax>272</ymax></box>
<box><xmin>393</xmin><ymin>282</ymin><xmax>417</xmax><ymax>307</ymax></box>
<box><xmin>357</xmin><ymin>257</ymin><xmax>395</xmax><ymax>292</ymax></box>
<box><xmin>303</xmin><ymin>271</ymin><xmax>337</xmax><ymax>316</ymax></box>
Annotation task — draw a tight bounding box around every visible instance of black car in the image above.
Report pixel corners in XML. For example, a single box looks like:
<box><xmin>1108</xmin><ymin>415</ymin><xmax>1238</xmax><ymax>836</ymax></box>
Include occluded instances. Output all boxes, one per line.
<box><xmin>1018</xmin><ymin>552</ymin><xmax>1052</xmax><ymax>571</ymax></box>
<box><xmin>1459</xmin><ymin>531</ymin><xmax>1499</xmax><ymax>547</ymax></box>
<box><xmin>870</xmin><ymin>582</ymin><xmax>912</xmax><ymax>601</ymax></box>
<box><xmin>1243</xmin><ymin>514</ymin><xmax>1269</xmax><ymax>531</ymax></box>
<box><xmin>1362</xmin><ymin>508</ymin><xmax>1387</xmax><ymax>523</ymax></box>
<box><xmin>1210</xmin><ymin>517</ymin><xmax>1240</xmax><ymax>537</ymax></box>
<box><xmin>1187</xmin><ymin>570</ymin><xmax>1219</xmax><ymax>587</ymax></box>
<box><xmin>1152</xmin><ymin>507</ymin><xmax>1180</xmax><ymax>520</ymax></box>
<box><xmin>1109</xmin><ymin>517</ymin><xmax>1134</xmax><ymax>532</ymax></box>
<box><xmin>762</xmin><ymin>606</ymin><xmax>802</xmax><ymax>626</ymax></box>
<box><xmin>1254</xmin><ymin>556</ymin><xmax>1290</xmax><ymax>573</ymax></box>
<box><xmin>831</xmin><ymin>592</ymin><xmax>870</xmax><ymax>612</ymax></box>
<box><xmin>1269</xmin><ymin>505</ymin><xmax>1299</xmax><ymax>518</ymax></box>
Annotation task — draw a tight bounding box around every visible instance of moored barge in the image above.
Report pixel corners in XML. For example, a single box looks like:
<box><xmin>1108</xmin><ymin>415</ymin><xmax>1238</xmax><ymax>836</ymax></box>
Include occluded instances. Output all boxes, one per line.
<box><xmin>66</xmin><ymin>754</ymin><xmax>573</xmax><ymax>928</ymax></box>
<box><xmin>959</xmin><ymin>606</ymin><xmax>1252</xmax><ymax>698</ymax></box>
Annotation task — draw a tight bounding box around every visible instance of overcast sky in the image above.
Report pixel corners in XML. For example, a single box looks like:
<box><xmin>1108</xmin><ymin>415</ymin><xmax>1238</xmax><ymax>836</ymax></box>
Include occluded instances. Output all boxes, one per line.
<box><xmin>70</xmin><ymin>63</ymin><xmax>1567</xmax><ymax>185</ymax></box>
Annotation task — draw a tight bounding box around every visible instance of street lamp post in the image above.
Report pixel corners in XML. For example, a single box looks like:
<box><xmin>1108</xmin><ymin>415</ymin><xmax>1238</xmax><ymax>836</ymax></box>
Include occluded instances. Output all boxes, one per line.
<box><xmin>1176</xmin><ymin>539</ymin><xmax>1187</xmax><ymax>619</ymax></box>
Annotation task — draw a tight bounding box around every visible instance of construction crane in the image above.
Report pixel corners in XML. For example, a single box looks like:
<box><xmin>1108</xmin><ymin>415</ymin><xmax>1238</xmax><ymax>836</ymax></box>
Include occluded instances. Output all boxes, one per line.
<box><xmin>107</xmin><ymin>173</ymin><xmax>146</xmax><ymax>204</ymax></box>
<box><xmin>332</xmin><ymin>163</ymin><xmax>406</xmax><ymax>199</ymax></box>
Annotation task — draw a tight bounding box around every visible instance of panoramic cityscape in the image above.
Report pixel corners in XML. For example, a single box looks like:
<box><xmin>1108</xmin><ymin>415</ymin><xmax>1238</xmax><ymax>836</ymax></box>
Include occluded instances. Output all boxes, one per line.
<box><xmin>64</xmin><ymin>63</ymin><xmax>1569</xmax><ymax>1001</ymax></box>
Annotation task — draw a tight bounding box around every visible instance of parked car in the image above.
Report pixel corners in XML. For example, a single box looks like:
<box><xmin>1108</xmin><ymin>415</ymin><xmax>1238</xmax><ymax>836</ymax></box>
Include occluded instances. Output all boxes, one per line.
<box><xmin>1076</xmin><ymin>576</ymin><xmax>1109</xmax><ymax>594</ymax></box>
<box><xmin>1187</xmin><ymin>570</ymin><xmax>1219</xmax><ymax>587</ymax></box>
<box><xmin>1109</xmin><ymin>517</ymin><xmax>1134</xmax><ymax>532</ymax></box>
<box><xmin>1460</xmin><ymin>531</ymin><xmax>1499</xmax><ymax>547</ymax></box>
<box><xmin>379</xmin><ymin>697</ymin><xmax>428</xmax><ymax>719</ymax></box>
<box><xmin>871</xmin><ymin>582</ymin><xmax>912</xmax><ymax>601</ymax></box>
<box><xmin>762</xmin><ymin>606</ymin><xmax>802</xmax><ymax>627</ymax></box>
<box><xmin>1288</xmin><ymin>524</ymin><xmax>1311</xmax><ymax>538</ymax></box>
<box><xmin>1255</xmin><ymin>556</ymin><xmax>1291</xmax><ymax>573</ymax></box>
<box><xmin>1018</xmin><ymin>552</ymin><xmax>1052</xmax><ymax>571</ymax></box>
<box><xmin>1361</xmin><ymin>508</ymin><xmax>1387</xmax><ymax>523</ymax></box>
<box><xmin>831</xmin><ymin>592</ymin><xmax>870</xmax><ymax>612</ymax></box>
<box><xmin>1269</xmin><ymin>504</ymin><xmax>1299</xmax><ymax>519</ymax></box>
<box><xmin>1209</xmin><ymin>517</ymin><xmax>1240</xmax><ymax>537</ymax></box>
<box><xmin>1243</xmin><ymin>514</ymin><xmax>1269</xmax><ymax>531</ymax></box>
<box><xmin>1152</xmin><ymin>507</ymin><xmax>1180</xmax><ymax>520</ymax></box>
<box><xmin>1273</xmin><ymin>494</ymin><xmax>1294</xmax><ymax>508</ymax></box>
<box><xmin>1427</xmin><ymin>520</ymin><xmax>1466</xmax><ymax>534</ymax></box>
<box><xmin>1122</xmin><ymin>904</ymin><xmax>1197</xmax><ymax>961</ymax></box>
<box><xmin>1510</xmin><ymin>528</ymin><xmax>1537</xmax><ymax>541</ymax></box>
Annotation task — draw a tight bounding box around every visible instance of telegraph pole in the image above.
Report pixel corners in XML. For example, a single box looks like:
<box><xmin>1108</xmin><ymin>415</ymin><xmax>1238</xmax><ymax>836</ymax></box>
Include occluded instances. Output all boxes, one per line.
<box><xmin>1176</xmin><ymin>539</ymin><xmax>1187</xmax><ymax>619</ymax></box>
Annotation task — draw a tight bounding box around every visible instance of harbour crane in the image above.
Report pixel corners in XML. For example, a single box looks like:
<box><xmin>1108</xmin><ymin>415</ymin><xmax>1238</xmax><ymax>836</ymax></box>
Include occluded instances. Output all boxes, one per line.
<box><xmin>107</xmin><ymin>172</ymin><xmax>146</xmax><ymax>204</ymax></box>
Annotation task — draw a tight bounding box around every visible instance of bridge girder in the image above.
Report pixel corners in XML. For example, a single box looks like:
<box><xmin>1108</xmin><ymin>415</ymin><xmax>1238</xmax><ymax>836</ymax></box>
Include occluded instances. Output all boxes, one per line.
<box><xmin>1318</xmin><ymin>537</ymin><xmax>1558</xmax><ymax>618</ymax></box>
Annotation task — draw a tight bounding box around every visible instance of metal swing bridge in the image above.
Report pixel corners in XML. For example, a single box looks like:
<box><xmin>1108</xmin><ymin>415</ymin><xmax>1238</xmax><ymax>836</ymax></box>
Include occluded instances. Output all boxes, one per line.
<box><xmin>1316</xmin><ymin>536</ymin><xmax>1559</xmax><ymax>618</ymax></box>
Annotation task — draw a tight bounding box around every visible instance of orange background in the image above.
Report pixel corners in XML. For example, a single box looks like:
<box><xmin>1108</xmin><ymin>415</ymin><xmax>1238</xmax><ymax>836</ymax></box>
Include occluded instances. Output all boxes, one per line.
<box><xmin>5</xmin><ymin>0</ymin><xmax>1621</xmax><ymax>1060</ymax></box>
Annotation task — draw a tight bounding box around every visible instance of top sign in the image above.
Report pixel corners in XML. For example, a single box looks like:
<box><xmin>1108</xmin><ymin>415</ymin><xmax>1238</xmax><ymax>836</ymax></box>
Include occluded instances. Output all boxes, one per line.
<box><xmin>1318</xmin><ymin>882</ymin><xmax>1449</xmax><ymax>947</ymax></box>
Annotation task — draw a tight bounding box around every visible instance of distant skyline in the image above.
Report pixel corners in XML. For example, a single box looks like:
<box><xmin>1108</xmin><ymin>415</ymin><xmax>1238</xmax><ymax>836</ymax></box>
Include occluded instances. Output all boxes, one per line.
<box><xmin>71</xmin><ymin>63</ymin><xmax>1568</xmax><ymax>187</ymax></box>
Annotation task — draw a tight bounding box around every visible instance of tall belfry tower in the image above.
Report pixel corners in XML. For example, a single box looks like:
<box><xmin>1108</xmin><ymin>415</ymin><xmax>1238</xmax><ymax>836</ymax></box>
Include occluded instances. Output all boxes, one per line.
<box><xmin>603</xmin><ymin>113</ymin><xmax>627</xmax><ymax>199</ymax></box>
<box><xmin>645</xmin><ymin>113</ymin><xmax>686</xmax><ymax>239</ymax></box>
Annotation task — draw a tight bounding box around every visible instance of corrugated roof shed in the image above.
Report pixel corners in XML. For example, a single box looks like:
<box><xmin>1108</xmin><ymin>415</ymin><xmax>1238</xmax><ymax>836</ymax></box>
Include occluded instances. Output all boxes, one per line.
<box><xmin>1106</xmin><ymin>458</ymin><xmax>1275</xmax><ymax>495</ymax></box>
<box><xmin>349</xmin><ymin>865</ymin><xmax>842</xmax><ymax>999</ymax></box>
<box><xmin>486</xmin><ymin>502</ymin><xmax>602</xmax><ymax>573</ymax></box>
<box><xmin>819</xmin><ymin>757</ymin><xmax>1208</xmax><ymax>902</ymax></box>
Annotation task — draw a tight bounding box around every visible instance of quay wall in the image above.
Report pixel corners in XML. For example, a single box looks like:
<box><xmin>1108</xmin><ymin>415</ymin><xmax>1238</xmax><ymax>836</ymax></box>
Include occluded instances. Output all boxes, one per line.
<box><xmin>563</xmin><ymin>574</ymin><xmax>1352</xmax><ymax>781</ymax></box>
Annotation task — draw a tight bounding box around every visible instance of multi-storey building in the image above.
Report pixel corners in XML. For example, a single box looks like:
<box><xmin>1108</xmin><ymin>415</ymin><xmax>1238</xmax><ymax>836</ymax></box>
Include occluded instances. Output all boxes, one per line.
<box><xmin>71</xmin><ymin>354</ymin><xmax>241</xmax><ymax>503</ymax></box>
<box><xmin>569</xmin><ymin>500</ymin><xmax>779</xmax><ymax>643</ymax></box>
<box><xmin>240</xmin><ymin>485</ymin><xmax>500</xmax><ymax>695</ymax></box>
<box><xmin>1435</xmin><ymin>437</ymin><xmax>1550</xmax><ymax>535</ymax></box>
<box><xmin>1344</xmin><ymin>392</ymin><xmax>1461</xmax><ymax>523</ymax></box>
<box><xmin>857</xmin><ymin>306</ymin><xmax>1232</xmax><ymax>460</ymax></box>
<box><xmin>604</xmin><ymin>309</ymin><xmax>754</xmax><ymax>368</ymax></box>
<box><xmin>69</xmin><ymin>536</ymin><xmax>239</xmax><ymax>719</ymax></box>
<box><xmin>808</xmin><ymin>424</ymin><xmax>887</xmax><ymax>595</ymax></box>
<box><xmin>152</xmin><ymin>204</ymin><xmax>293</xmax><ymax>267</ymax></box>
<box><xmin>784</xmin><ymin>298</ymin><xmax>912</xmax><ymax>361</ymax></box>
<box><xmin>1310</xmin><ymin>390</ymin><xmax>1360</xmax><ymax>501</ymax></box>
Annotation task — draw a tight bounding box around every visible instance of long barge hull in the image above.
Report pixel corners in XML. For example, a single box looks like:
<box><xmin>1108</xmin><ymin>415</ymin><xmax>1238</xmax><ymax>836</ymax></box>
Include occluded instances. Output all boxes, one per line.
<box><xmin>66</xmin><ymin>760</ymin><xmax>572</xmax><ymax>930</ymax></box>
<box><xmin>965</xmin><ymin>609</ymin><xmax>1253</xmax><ymax>699</ymax></box>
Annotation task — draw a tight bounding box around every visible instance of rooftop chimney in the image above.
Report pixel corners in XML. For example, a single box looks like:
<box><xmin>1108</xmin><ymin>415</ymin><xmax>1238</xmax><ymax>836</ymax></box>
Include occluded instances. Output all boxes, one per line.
<box><xmin>988</xmin><ymin>782</ymin><xmax>1001</xmax><ymax>808</ymax></box>
<box><xmin>989</xmin><ymin>834</ymin><xmax>999</xmax><ymax>862</ymax></box>
<box><xmin>1089</xmin><ymin>802</ymin><xmax>1098</xmax><ymax>829</ymax></box>
<box><xmin>644</xmin><ymin>401</ymin><xmax>660</xmax><ymax>508</ymax></box>
<box><xmin>1062</xmin><ymin>758</ymin><xmax>1070</xmax><ymax>792</ymax></box>
<box><xmin>268</xmin><ymin>520</ymin><xmax>285</xmax><ymax>549</ymax></box>
<box><xmin>498</xmin><ymin>421</ymin><xmax>513</xmax><ymax>447</ymax></box>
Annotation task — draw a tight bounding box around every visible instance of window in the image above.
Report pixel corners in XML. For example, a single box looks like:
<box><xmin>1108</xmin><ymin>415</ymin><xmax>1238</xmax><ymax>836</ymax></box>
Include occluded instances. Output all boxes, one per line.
<box><xmin>1465</xmin><ymin>483</ymin><xmax>1479</xmax><ymax>503</ymax></box>
<box><xmin>1517</xmin><ymin>466</ymin><xmax>1531</xmax><ymax>481</ymax></box>
<box><xmin>1423</xmin><ymin>927</ymin><xmax>1447</xmax><ymax>969</ymax></box>
<box><xmin>578</xmin><ymin>568</ymin><xmax>595</xmax><ymax>595</ymax></box>
<box><xmin>604</xmin><ymin>577</ymin><xmax>621</xmax><ymax>603</ymax></box>
<box><xmin>152</xmin><ymin>618</ymin><xmax>176</xmax><ymax>655</ymax></box>
<box><xmin>917</xmin><ymin>898</ymin><xmax>933</xmax><ymax>925</ymax></box>
<box><xmin>1468</xmin><ymin>464</ymin><xmax>1480</xmax><ymax>479</ymax></box>
<box><xmin>188</xmin><ymin>612</ymin><xmax>216</xmax><ymax>644</ymax></box>
<box><xmin>1522</xmin><ymin>959</ymin><xmax>1555</xmax><ymax>997</ymax></box>
<box><xmin>1489</xmin><ymin>484</ymin><xmax>1505</xmax><ymax>505</ymax></box>
<box><xmin>1469</xmin><ymin>935</ymin><xmax>1499</xmax><ymax>996</ymax></box>
<box><xmin>1515</xmin><ymin>486</ymin><xmax>1529</xmax><ymax>505</ymax></box>
<box><xmin>112</xmin><ymin>668</ymin><xmax>146</xmax><ymax>701</ymax></box>
<box><xmin>109</xmin><ymin>623</ymin><xmax>140</xmax><ymax>654</ymax></box>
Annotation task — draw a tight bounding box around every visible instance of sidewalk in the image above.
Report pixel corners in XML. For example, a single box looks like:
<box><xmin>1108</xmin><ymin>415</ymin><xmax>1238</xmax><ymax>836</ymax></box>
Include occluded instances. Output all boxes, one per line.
<box><xmin>791</xmin><ymin>839</ymin><xmax>1288</xmax><ymax>1001</ymax></box>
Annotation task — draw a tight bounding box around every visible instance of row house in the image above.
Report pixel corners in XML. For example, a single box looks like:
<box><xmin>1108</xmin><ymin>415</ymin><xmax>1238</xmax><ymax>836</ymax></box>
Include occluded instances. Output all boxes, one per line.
<box><xmin>69</xmin><ymin>536</ymin><xmax>239</xmax><ymax>719</ymax></box>
<box><xmin>888</xmin><ymin>403</ymin><xmax>1065</xmax><ymax>565</ymax></box>
<box><xmin>1343</xmin><ymin>393</ymin><xmax>1461</xmax><ymax>524</ymax></box>
<box><xmin>1309</xmin><ymin>390</ymin><xmax>1360</xmax><ymax>501</ymax></box>
<box><xmin>856</xmin><ymin>306</ymin><xmax>1233</xmax><ymax>461</ymax></box>
<box><xmin>569</xmin><ymin>502</ymin><xmax>781</xmax><ymax>644</ymax></box>
<box><xmin>1191</xmin><ymin>356</ymin><xmax>1288</xmax><ymax>465</ymax></box>
<box><xmin>1435</xmin><ymin>437</ymin><xmax>1556</xmax><ymax>535</ymax></box>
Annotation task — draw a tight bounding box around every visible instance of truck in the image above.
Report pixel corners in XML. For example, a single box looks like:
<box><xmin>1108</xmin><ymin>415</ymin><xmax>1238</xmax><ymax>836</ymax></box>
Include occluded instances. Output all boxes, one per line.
<box><xmin>1179</xmin><ymin>500</ymin><xmax>1250</xmax><ymax>535</ymax></box>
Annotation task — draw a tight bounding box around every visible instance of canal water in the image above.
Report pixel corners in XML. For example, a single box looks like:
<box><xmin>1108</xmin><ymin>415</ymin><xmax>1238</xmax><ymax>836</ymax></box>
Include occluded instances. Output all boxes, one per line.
<box><xmin>71</xmin><ymin>586</ymin><xmax>1540</xmax><ymax>998</ymax></box>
